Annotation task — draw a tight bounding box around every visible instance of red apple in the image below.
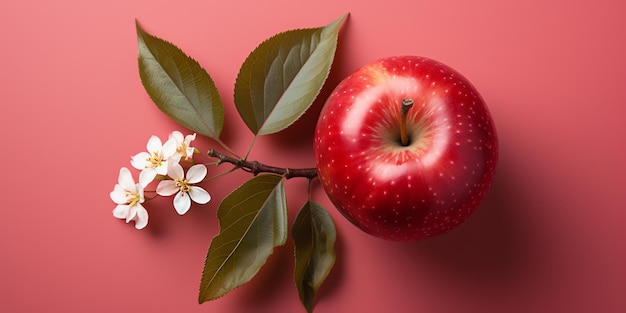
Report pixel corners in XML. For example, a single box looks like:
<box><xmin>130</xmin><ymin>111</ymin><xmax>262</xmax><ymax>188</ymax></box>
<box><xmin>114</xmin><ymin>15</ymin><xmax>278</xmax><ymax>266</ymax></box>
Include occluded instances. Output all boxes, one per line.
<box><xmin>314</xmin><ymin>56</ymin><xmax>498</xmax><ymax>241</ymax></box>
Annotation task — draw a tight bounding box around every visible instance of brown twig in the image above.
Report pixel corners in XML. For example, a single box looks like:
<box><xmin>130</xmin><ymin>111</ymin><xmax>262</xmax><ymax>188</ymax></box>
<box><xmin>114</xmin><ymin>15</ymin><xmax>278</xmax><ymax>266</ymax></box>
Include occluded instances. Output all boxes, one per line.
<box><xmin>207</xmin><ymin>149</ymin><xmax>318</xmax><ymax>179</ymax></box>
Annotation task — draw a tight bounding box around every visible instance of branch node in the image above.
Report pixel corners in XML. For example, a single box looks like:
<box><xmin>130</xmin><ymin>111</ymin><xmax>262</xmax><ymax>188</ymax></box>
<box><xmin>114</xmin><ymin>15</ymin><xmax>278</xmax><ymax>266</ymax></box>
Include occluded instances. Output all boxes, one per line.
<box><xmin>206</xmin><ymin>148</ymin><xmax>317</xmax><ymax>179</ymax></box>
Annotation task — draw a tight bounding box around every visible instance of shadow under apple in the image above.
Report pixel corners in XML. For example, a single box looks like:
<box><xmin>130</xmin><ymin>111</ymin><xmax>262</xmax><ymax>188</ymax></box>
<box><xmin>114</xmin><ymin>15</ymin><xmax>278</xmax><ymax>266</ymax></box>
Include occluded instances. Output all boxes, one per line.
<box><xmin>390</xmin><ymin>153</ymin><xmax>534</xmax><ymax>286</ymax></box>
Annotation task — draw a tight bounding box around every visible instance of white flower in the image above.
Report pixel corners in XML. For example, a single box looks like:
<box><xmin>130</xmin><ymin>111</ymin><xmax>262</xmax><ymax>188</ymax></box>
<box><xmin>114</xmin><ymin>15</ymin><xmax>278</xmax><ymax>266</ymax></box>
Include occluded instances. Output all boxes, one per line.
<box><xmin>110</xmin><ymin>167</ymin><xmax>148</xmax><ymax>229</ymax></box>
<box><xmin>169</xmin><ymin>131</ymin><xmax>197</xmax><ymax>161</ymax></box>
<box><xmin>156</xmin><ymin>163</ymin><xmax>211</xmax><ymax>215</ymax></box>
<box><xmin>130</xmin><ymin>135</ymin><xmax>177</xmax><ymax>186</ymax></box>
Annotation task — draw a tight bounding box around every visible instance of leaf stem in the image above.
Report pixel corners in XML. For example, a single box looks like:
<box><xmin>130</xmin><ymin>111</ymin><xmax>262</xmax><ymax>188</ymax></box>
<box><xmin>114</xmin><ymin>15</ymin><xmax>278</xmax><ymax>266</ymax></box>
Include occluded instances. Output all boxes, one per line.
<box><xmin>307</xmin><ymin>178</ymin><xmax>314</xmax><ymax>202</ymax></box>
<box><xmin>204</xmin><ymin>166</ymin><xmax>238</xmax><ymax>181</ymax></box>
<box><xmin>208</xmin><ymin>148</ymin><xmax>318</xmax><ymax>179</ymax></box>
<box><xmin>214</xmin><ymin>137</ymin><xmax>241</xmax><ymax>159</ymax></box>
<box><xmin>243</xmin><ymin>135</ymin><xmax>258</xmax><ymax>160</ymax></box>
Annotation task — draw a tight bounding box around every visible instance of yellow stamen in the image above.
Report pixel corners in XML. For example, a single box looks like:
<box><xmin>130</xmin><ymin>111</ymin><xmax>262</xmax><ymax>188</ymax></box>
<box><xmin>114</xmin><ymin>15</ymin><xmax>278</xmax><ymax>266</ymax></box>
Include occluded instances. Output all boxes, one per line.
<box><xmin>175</xmin><ymin>178</ymin><xmax>191</xmax><ymax>194</ymax></box>
<box><xmin>177</xmin><ymin>143</ymin><xmax>188</xmax><ymax>158</ymax></box>
<box><xmin>125</xmin><ymin>191</ymin><xmax>142</xmax><ymax>206</ymax></box>
<box><xmin>146</xmin><ymin>151</ymin><xmax>164</xmax><ymax>169</ymax></box>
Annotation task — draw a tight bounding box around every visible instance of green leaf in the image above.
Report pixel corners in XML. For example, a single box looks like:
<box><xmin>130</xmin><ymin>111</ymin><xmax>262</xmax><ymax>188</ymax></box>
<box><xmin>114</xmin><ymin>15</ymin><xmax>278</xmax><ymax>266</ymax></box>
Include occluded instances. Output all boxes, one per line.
<box><xmin>136</xmin><ymin>21</ymin><xmax>224</xmax><ymax>140</ymax></box>
<box><xmin>198</xmin><ymin>174</ymin><xmax>287</xmax><ymax>303</ymax></box>
<box><xmin>234</xmin><ymin>13</ymin><xmax>348</xmax><ymax>135</ymax></box>
<box><xmin>292</xmin><ymin>201</ymin><xmax>337</xmax><ymax>313</ymax></box>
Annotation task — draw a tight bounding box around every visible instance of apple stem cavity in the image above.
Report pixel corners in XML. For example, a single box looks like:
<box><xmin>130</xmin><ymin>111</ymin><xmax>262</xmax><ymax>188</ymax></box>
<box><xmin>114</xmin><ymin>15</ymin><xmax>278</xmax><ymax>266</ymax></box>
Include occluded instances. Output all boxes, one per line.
<box><xmin>207</xmin><ymin>149</ymin><xmax>318</xmax><ymax>179</ymax></box>
<box><xmin>400</xmin><ymin>98</ymin><xmax>414</xmax><ymax>146</ymax></box>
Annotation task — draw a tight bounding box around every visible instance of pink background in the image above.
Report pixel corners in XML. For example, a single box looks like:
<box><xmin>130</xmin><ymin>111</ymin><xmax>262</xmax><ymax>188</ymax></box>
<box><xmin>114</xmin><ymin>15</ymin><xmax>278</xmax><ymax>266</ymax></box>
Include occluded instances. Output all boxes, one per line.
<box><xmin>1</xmin><ymin>0</ymin><xmax>625</xmax><ymax>312</ymax></box>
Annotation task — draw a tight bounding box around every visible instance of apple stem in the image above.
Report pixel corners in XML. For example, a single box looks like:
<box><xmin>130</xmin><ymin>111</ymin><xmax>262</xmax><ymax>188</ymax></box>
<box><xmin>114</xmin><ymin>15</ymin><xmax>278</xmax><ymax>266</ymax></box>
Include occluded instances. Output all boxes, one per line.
<box><xmin>400</xmin><ymin>99</ymin><xmax>414</xmax><ymax>146</ymax></box>
<box><xmin>207</xmin><ymin>149</ymin><xmax>318</xmax><ymax>179</ymax></box>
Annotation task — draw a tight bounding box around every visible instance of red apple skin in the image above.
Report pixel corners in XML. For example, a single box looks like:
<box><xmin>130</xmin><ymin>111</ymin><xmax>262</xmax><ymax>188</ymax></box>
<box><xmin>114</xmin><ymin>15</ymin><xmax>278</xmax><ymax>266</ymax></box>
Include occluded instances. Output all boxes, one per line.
<box><xmin>314</xmin><ymin>56</ymin><xmax>498</xmax><ymax>241</ymax></box>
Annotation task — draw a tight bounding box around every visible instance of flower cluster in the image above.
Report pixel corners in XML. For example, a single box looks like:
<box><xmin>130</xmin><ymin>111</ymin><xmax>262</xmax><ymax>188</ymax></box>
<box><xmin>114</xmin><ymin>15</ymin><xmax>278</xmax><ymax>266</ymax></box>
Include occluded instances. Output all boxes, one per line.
<box><xmin>110</xmin><ymin>131</ymin><xmax>210</xmax><ymax>229</ymax></box>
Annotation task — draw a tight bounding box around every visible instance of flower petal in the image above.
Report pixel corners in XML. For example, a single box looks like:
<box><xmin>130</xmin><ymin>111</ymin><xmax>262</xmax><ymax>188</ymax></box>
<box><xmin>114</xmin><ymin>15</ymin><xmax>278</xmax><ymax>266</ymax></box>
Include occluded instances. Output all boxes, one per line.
<box><xmin>146</xmin><ymin>135</ymin><xmax>162</xmax><ymax>153</ymax></box>
<box><xmin>189</xmin><ymin>186</ymin><xmax>211</xmax><ymax>204</ymax></box>
<box><xmin>130</xmin><ymin>152</ymin><xmax>151</xmax><ymax>170</ymax></box>
<box><xmin>183</xmin><ymin>133</ymin><xmax>197</xmax><ymax>159</ymax></box>
<box><xmin>162</xmin><ymin>139</ymin><xmax>177</xmax><ymax>159</ymax></box>
<box><xmin>167</xmin><ymin>162</ymin><xmax>184</xmax><ymax>179</ymax></box>
<box><xmin>134</xmin><ymin>205</ymin><xmax>149</xmax><ymax>230</ymax></box>
<box><xmin>135</xmin><ymin>183</ymin><xmax>145</xmax><ymax>202</ymax></box>
<box><xmin>156</xmin><ymin>180</ymin><xmax>179</xmax><ymax>196</ymax></box>
<box><xmin>117</xmin><ymin>167</ymin><xmax>136</xmax><ymax>190</ymax></box>
<box><xmin>169</xmin><ymin>154</ymin><xmax>183</xmax><ymax>163</ymax></box>
<box><xmin>139</xmin><ymin>168</ymin><xmax>157</xmax><ymax>187</ymax></box>
<box><xmin>183</xmin><ymin>149</ymin><xmax>194</xmax><ymax>160</ymax></box>
<box><xmin>173</xmin><ymin>192</ymin><xmax>191</xmax><ymax>215</ymax></box>
<box><xmin>155</xmin><ymin>160</ymin><xmax>169</xmax><ymax>176</ymax></box>
<box><xmin>186</xmin><ymin>164</ymin><xmax>207</xmax><ymax>183</ymax></box>
<box><xmin>113</xmin><ymin>204</ymin><xmax>129</xmax><ymax>219</ymax></box>
<box><xmin>126</xmin><ymin>204</ymin><xmax>137</xmax><ymax>223</ymax></box>
<box><xmin>169</xmin><ymin>130</ymin><xmax>184</xmax><ymax>143</ymax></box>
<box><xmin>110</xmin><ymin>184</ymin><xmax>128</xmax><ymax>204</ymax></box>
<box><xmin>184</xmin><ymin>133</ymin><xmax>197</xmax><ymax>145</ymax></box>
